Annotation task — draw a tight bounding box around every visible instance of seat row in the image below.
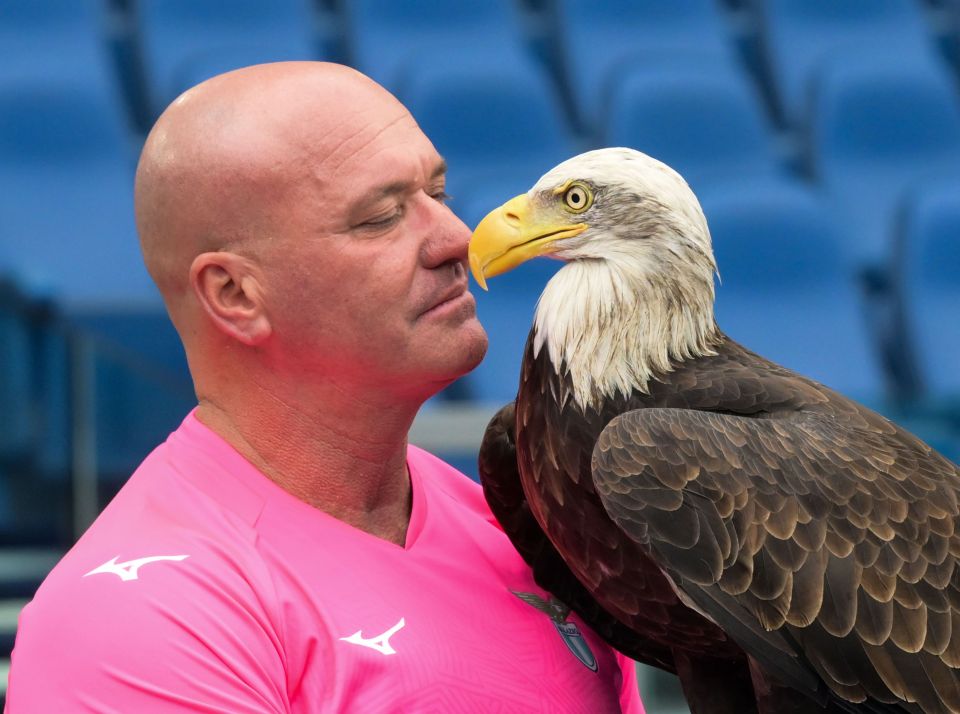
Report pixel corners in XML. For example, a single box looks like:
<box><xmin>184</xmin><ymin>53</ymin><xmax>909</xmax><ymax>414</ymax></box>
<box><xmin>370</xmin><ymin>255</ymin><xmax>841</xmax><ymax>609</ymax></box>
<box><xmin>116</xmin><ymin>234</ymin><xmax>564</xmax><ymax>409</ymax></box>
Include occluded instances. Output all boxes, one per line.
<box><xmin>2</xmin><ymin>51</ymin><xmax>958</xmax><ymax>403</ymax></box>
<box><xmin>2</xmin><ymin>0</ymin><xmax>958</xmax><ymax>135</ymax></box>
<box><xmin>1</xmin><ymin>0</ymin><xmax>958</xmax><ymax>501</ymax></box>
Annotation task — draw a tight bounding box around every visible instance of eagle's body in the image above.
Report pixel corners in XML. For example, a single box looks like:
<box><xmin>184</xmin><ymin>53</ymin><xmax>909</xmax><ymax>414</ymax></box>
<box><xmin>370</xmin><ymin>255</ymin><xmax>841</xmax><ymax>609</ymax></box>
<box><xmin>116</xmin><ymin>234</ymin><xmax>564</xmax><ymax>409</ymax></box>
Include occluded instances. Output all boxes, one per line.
<box><xmin>469</xmin><ymin>148</ymin><xmax>960</xmax><ymax>714</ymax></box>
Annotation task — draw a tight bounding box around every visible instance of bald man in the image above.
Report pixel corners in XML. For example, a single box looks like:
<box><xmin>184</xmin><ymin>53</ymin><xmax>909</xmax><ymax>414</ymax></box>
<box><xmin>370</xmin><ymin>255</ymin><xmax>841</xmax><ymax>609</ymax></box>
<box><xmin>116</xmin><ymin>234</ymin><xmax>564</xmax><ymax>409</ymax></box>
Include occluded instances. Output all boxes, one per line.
<box><xmin>6</xmin><ymin>63</ymin><xmax>643</xmax><ymax>712</ymax></box>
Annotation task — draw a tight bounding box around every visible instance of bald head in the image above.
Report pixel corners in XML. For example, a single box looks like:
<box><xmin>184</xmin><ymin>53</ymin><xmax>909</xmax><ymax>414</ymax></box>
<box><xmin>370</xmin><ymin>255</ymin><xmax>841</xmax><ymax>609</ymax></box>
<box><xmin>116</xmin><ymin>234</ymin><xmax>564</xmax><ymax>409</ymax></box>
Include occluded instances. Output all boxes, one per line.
<box><xmin>134</xmin><ymin>62</ymin><xmax>408</xmax><ymax>309</ymax></box>
<box><xmin>133</xmin><ymin>59</ymin><xmax>481</xmax><ymax>412</ymax></box>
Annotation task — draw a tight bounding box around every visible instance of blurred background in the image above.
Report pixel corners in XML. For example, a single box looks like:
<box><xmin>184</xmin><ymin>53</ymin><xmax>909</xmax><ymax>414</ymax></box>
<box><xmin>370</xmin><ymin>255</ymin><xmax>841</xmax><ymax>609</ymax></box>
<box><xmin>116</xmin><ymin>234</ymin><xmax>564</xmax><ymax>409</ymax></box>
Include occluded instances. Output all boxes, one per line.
<box><xmin>2</xmin><ymin>0</ymin><xmax>960</xmax><ymax>710</ymax></box>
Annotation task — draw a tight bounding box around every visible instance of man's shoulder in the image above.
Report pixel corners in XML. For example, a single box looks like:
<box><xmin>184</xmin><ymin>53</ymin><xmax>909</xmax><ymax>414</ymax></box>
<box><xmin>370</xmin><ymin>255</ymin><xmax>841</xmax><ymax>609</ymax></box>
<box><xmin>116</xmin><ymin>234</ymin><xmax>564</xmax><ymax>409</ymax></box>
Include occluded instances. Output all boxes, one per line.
<box><xmin>31</xmin><ymin>508</ymin><xmax>272</xmax><ymax>622</ymax></box>
<box><xmin>16</xmin><ymin>507</ymin><xmax>280</xmax><ymax>686</ymax></box>
<box><xmin>27</xmin><ymin>443</ymin><xmax>274</xmax><ymax>628</ymax></box>
<box><xmin>8</xmin><ymin>475</ymin><xmax>287</xmax><ymax>712</ymax></box>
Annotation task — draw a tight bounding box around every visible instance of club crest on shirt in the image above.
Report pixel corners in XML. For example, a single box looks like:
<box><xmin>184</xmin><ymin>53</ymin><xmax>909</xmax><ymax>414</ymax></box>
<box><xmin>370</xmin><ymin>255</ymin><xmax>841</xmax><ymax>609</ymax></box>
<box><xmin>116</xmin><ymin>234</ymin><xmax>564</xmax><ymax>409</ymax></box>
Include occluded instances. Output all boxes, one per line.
<box><xmin>512</xmin><ymin>591</ymin><xmax>598</xmax><ymax>672</ymax></box>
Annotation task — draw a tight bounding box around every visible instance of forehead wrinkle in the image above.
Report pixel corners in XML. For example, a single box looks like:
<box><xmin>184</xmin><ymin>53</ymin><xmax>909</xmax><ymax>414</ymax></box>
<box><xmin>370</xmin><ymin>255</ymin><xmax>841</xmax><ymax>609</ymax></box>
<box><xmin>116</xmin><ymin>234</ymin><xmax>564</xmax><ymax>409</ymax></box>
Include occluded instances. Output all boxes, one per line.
<box><xmin>319</xmin><ymin>110</ymin><xmax>412</xmax><ymax>177</ymax></box>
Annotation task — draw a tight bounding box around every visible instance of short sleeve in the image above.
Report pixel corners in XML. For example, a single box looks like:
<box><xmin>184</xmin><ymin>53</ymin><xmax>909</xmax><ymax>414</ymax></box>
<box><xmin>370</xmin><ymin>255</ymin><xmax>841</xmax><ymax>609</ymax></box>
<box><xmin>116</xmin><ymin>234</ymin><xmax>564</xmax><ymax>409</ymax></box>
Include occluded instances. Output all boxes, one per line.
<box><xmin>6</xmin><ymin>548</ymin><xmax>289</xmax><ymax>713</ymax></box>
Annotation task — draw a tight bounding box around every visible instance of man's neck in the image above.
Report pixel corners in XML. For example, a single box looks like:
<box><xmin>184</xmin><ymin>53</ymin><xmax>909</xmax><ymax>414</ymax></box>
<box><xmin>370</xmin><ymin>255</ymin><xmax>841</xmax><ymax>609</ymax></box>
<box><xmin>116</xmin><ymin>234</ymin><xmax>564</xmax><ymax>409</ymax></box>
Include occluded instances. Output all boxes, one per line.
<box><xmin>195</xmin><ymin>383</ymin><xmax>418</xmax><ymax>546</ymax></box>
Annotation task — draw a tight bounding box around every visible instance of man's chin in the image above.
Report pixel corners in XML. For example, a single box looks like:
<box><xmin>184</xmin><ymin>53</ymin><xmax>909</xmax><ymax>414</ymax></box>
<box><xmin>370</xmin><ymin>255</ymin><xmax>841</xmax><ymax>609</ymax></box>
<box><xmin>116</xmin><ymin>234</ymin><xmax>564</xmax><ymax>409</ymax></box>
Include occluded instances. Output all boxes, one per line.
<box><xmin>457</xmin><ymin>321</ymin><xmax>489</xmax><ymax>374</ymax></box>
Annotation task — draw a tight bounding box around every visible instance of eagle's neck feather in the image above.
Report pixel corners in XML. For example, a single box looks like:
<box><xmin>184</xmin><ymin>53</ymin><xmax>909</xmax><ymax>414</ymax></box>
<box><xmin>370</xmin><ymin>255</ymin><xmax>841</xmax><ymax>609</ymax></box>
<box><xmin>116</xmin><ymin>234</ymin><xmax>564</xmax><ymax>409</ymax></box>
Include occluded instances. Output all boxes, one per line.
<box><xmin>533</xmin><ymin>255</ymin><xmax>719</xmax><ymax>411</ymax></box>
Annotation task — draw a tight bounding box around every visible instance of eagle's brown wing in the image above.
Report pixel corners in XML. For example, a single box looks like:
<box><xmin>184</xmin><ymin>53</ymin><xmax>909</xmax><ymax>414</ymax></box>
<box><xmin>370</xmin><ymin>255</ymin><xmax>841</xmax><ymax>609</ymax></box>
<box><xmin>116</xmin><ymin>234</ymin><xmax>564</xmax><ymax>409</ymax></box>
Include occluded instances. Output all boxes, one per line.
<box><xmin>593</xmin><ymin>406</ymin><xmax>960</xmax><ymax>714</ymax></box>
<box><xmin>478</xmin><ymin>402</ymin><xmax>677</xmax><ymax>672</ymax></box>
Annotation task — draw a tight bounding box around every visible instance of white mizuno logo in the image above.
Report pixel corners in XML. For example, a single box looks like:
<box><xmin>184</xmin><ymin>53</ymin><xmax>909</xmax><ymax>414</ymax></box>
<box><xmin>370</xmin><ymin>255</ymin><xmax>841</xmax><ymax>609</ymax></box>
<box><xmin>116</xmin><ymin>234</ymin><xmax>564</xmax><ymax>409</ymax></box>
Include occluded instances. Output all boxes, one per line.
<box><xmin>84</xmin><ymin>555</ymin><xmax>189</xmax><ymax>582</ymax></box>
<box><xmin>339</xmin><ymin>617</ymin><xmax>405</xmax><ymax>656</ymax></box>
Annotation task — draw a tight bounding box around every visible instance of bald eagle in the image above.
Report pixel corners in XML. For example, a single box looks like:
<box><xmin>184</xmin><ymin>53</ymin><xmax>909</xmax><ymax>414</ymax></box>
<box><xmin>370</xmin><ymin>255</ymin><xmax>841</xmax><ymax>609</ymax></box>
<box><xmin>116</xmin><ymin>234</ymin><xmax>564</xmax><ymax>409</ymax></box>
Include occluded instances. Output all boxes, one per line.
<box><xmin>469</xmin><ymin>148</ymin><xmax>960</xmax><ymax>714</ymax></box>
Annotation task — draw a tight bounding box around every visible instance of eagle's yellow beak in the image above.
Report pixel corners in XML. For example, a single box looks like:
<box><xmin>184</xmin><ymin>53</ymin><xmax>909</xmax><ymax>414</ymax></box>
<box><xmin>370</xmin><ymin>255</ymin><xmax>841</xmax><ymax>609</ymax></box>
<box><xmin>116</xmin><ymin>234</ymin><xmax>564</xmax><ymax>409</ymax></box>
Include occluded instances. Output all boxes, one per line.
<box><xmin>468</xmin><ymin>194</ymin><xmax>587</xmax><ymax>290</ymax></box>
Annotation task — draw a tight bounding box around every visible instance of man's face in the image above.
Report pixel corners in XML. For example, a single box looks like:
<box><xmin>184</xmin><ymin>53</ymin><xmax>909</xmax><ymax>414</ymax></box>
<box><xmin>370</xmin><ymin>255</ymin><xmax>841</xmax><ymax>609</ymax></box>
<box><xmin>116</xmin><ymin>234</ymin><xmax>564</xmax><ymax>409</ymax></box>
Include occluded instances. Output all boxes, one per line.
<box><xmin>257</xmin><ymin>98</ymin><xmax>488</xmax><ymax>400</ymax></box>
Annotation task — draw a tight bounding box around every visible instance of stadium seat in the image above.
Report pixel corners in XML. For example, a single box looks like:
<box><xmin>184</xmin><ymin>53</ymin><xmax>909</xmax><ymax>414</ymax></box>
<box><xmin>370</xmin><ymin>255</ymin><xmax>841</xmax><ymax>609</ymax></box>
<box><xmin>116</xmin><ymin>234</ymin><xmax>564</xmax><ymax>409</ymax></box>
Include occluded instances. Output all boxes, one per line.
<box><xmin>0</xmin><ymin>0</ymin><xmax>138</xmax><ymax>141</ymax></box>
<box><xmin>30</xmin><ymin>322</ymin><xmax>70</xmax><ymax>483</ymax></box>
<box><xmin>467</xmin><ymin>258</ymin><xmax>563</xmax><ymax>406</ymax></box>
<box><xmin>700</xmin><ymin>178</ymin><xmax>886</xmax><ymax>401</ymax></box>
<box><xmin>898</xmin><ymin>178</ymin><xmax>960</xmax><ymax>403</ymax></box>
<box><xmin>0</xmin><ymin>287</ymin><xmax>74</xmax><ymax>545</ymax></box>
<box><xmin>344</xmin><ymin>0</ymin><xmax>528</xmax><ymax>93</ymax></box>
<box><xmin>758</xmin><ymin>0</ymin><xmax>935</xmax><ymax>126</ymax></box>
<box><xmin>0</xmin><ymin>82</ymin><xmax>152</xmax><ymax>308</ymax></box>
<box><xmin>0</xmin><ymin>287</ymin><xmax>34</xmax><ymax>464</ymax></box>
<box><xmin>135</xmin><ymin>0</ymin><xmax>321</xmax><ymax>115</ymax></box>
<box><xmin>0</xmin><ymin>0</ymin><xmax>110</xmax><ymax>84</ymax></box>
<box><xmin>397</xmin><ymin>57</ymin><xmax>579</xmax><ymax>229</ymax></box>
<box><xmin>0</xmin><ymin>77</ymin><xmax>182</xmax><ymax>494</ymax></box>
<box><xmin>603</xmin><ymin>61</ymin><xmax>786</xmax><ymax>192</ymax></box>
<box><xmin>553</xmin><ymin>0</ymin><xmax>736</xmax><ymax>132</ymax></box>
<box><xmin>807</xmin><ymin>54</ymin><xmax>960</xmax><ymax>269</ymax></box>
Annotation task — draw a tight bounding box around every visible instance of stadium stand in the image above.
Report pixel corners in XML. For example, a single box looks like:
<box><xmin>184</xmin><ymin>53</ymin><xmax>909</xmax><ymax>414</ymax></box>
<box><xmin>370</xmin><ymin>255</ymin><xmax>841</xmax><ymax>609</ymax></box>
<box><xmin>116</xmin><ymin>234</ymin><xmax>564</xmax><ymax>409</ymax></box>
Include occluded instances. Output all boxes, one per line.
<box><xmin>0</xmin><ymin>0</ymin><xmax>111</xmax><ymax>84</ymax></box>
<box><xmin>552</xmin><ymin>0</ymin><xmax>737</xmax><ymax>133</ymax></box>
<box><xmin>757</xmin><ymin>0</ymin><xmax>936</xmax><ymax>126</ymax></box>
<box><xmin>701</xmin><ymin>179</ymin><xmax>886</xmax><ymax>401</ymax></box>
<box><xmin>134</xmin><ymin>0</ymin><xmax>323</xmax><ymax>116</ymax></box>
<box><xmin>602</xmin><ymin>60</ymin><xmax>787</xmax><ymax>191</ymax></box>
<box><xmin>344</xmin><ymin>0</ymin><xmax>530</xmax><ymax>93</ymax></box>
<box><xmin>0</xmin><ymin>81</ymin><xmax>147</xmax><ymax>305</ymax></box>
<box><xmin>467</xmin><ymin>257</ymin><xmax>563</xmax><ymax>406</ymax></box>
<box><xmin>2</xmin><ymin>1</ymin><xmax>959</xmax><ymax>709</ymax></box>
<box><xmin>0</xmin><ymin>287</ymin><xmax>34</xmax><ymax>467</ymax></box>
<box><xmin>806</xmin><ymin>53</ymin><xmax>960</xmax><ymax>268</ymax></box>
<box><xmin>398</xmin><ymin>57</ymin><xmax>579</xmax><ymax>227</ymax></box>
<box><xmin>898</xmin><ymin>178</ymin><xmax>960</xmax><ymax>411</ymax></box>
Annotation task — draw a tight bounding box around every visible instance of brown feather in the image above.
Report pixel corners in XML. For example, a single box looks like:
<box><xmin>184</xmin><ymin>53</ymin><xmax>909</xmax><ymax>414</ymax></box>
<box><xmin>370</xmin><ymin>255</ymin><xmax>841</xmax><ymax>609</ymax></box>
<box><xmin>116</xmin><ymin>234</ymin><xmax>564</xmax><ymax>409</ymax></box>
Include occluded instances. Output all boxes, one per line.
<box><xmin>941</xmin><ymin>611</ymin><xmax>960</xmax><ymax>667</ymax></box>
<box><xmin>855</xmin><ymin>588</ymin><xmax>894</xmax><ymax>645</ymax></box>
<box><xmin>490</xmin><ymin>326</ymin><xmax>960</xmax><ymax>713</ymax></box>
<box><xmin>786</xmin><ymin>547</ymin><xmax>827</xmax><ymax>628</ymax></box>
<box><xmin>923</xmin><ymin>607</ymin><xmax>953</xmax><ymax>656</ymax></box>
<box><xmin>890</xmin><ymin>600</ymin><xmax>928</xmax><ymax>653</ymax></box>
<box><xmin>818</xmin><ymin>554</ymin><xmax>861</xmax><ymax>638</ymax></box>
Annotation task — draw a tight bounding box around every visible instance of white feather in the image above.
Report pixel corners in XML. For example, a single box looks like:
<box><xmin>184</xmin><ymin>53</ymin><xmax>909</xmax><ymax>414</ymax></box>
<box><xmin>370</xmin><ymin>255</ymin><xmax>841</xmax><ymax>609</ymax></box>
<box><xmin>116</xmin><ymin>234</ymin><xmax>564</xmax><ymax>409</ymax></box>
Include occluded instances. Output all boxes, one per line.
<box><xmin>530</xmin><ymin>148</ymin><xmax>720</xmax><ymax>411</ymax></box>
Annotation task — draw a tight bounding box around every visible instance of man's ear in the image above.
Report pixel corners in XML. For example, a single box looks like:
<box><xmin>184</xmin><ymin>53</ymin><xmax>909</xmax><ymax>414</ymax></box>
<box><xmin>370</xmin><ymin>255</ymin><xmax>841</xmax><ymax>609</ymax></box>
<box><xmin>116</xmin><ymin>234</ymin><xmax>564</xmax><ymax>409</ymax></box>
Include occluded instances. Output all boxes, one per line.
<box><xmin>190</xmin><ymin>252</ymin><xmax>272</xmax><ymax>346</ymax></box>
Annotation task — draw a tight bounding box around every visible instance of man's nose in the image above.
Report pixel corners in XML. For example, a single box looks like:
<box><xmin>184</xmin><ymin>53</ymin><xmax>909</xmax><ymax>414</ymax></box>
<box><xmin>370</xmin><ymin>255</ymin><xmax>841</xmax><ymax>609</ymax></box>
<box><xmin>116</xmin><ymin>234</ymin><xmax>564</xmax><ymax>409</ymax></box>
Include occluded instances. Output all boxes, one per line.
<box><xmin>419</xmin><ymin>199</ymin><xmax>472</xmax><ymax>269</ymax></box>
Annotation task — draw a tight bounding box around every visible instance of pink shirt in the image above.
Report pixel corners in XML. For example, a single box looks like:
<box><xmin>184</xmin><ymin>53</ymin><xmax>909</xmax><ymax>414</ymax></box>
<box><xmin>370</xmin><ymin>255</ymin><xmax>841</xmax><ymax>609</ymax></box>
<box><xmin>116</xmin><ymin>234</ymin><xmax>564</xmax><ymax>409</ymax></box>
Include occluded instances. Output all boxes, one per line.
<box><xmin>7</xmin><ymin>412</ymin><xmax>644</xmax><ymax>713</ymax></box>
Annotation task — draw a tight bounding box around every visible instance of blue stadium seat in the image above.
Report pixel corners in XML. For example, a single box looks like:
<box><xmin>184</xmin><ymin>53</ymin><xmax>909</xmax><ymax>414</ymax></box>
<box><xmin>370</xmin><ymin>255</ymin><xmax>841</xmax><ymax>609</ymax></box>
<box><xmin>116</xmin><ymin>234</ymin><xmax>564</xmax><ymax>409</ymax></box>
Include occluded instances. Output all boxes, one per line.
<box><xmin>0</xmin><ymin>0</ymin><xmax>136</xmax><ymax>139</ymax></box>
<box><xmin>700</xmin><ymin>178</ymin><xmax>886</xmax><ymax>401</ymax></box>
<box><xmin>344</xmin><ymin>0</ymin><xmax>528</xmax><ymax>92</ymax></box>
<box><xmin>603</xmin><ymin>61</ymin><xmax>785</xmax><ymax>192</ymax></box>
<box><xmin>898</xmin><ymin>179</ymin><xmax>960</xmax><ymax>401</ymax></box>
<box><xmin>807</xmin><ymin>54</ymin><xmax>960</xmax><ymax>269</ymax></box>
<box><xmin>0</xmin><ymin>289</ymin><xmax>34</xmax><ymax>464</ymax></box>
<box><xmin>758</xmin><ymin>0</ymin><xmax>935</xmax><ymax>126</ymax></box>
<box><xmin>554</xmin><ymin>0</ymin><xmax>735</xmax><ymax>132</ymax></box>
<box><xmin>398</xmin><ymin>57</ymin><xmax>579</xmax><ymax>229</ymax></box>
<box><xmin>467</xmin><ymin>258</ymin><xmax>563</xmax><ymax>406</ymax></box>
<box><xmin>31</xmin><ymin>323</ymin><xmax>70</xmax><ymax>483</ymax></box>
<box><xmin>0</xmin><ymin>81</ymin><xmax>153</xmax><ymax>308</ymax></box>
<box><xmin>0</xmin><ymin>0</ymin><xmax>110</xmax><ymax>84</ymax></box>
<box><xmin>135</xmin><ymin>0</ymin><xmax>321</xmax><ymax>115</ymax></box>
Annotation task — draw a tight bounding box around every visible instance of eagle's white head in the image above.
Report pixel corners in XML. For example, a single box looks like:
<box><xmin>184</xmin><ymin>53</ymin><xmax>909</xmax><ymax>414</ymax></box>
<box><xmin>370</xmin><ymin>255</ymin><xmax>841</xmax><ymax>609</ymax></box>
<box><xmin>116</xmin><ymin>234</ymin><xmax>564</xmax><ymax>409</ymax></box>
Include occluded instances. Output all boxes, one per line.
<box><xmin>469</xmin><ymin>148</ymin><xmax>721</xmax><ymax>411</ymax></box>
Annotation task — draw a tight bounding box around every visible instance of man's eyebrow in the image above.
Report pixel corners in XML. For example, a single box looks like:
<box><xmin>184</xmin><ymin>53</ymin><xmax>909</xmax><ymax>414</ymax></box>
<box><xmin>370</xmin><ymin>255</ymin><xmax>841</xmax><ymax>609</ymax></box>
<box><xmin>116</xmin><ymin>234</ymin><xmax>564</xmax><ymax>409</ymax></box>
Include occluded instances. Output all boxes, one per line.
<box><xmin>346</xmin><ymin>181</ymin><xmax>412</xmax><ymax>220</ymax></box>
<box><xmin>350</xmin><ymin>159</ymin><xmax>449</xmax><ymax>214</ymax></box>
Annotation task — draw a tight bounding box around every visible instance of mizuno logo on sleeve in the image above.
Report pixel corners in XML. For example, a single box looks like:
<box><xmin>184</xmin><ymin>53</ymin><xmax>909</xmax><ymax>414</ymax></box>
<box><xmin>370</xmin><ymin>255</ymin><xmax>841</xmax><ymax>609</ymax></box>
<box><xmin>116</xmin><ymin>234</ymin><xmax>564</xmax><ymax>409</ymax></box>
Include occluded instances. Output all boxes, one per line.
<box><xmin>339</xmin><ymin>617</ymin><xmax>406</xmax><ymax>655</ymax></box>
<box><xmin>84</xmin><ymin>555</ymin><xmax>190</xmax><ymax>582</ymax></box>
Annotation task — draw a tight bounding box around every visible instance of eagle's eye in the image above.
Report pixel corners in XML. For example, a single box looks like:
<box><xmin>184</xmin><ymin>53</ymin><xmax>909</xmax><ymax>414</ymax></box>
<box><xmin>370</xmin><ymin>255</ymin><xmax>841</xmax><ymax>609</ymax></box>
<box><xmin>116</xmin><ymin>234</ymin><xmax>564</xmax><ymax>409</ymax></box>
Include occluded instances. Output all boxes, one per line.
<box><xmin>562</xmin><ymin>183</ymin><xmax>592</xmax><ymax>214</ymax></box>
